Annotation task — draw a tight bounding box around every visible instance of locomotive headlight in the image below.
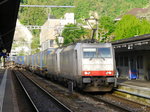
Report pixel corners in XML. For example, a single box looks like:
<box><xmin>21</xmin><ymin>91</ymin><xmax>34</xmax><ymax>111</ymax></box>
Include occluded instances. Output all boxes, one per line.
<box><xmin>106</xmin><ymin>71</ymin><xmax>112</xmax><ymax>75</ymax></box>
<box><xmin>85</xmin><ymin>72</ymin><xmax>91</xmax><ymax>75</ymax></box>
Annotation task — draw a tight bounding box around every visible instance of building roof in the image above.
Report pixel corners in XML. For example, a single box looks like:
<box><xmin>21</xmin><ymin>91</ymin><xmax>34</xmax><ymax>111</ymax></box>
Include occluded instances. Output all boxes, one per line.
<box><xmin>0</xmin><ymin>0</ymin><xmax>20</xmax><ymax>53</ymax></box>
<box><xmin>112</xmin><ymin>34</ymin><xmax>150</xmax><ymax>52</ymax></box>
<box><xmin>115</xmin><ymin>8</ymin><xmax>150</xmax><ymax>20</ymax></box>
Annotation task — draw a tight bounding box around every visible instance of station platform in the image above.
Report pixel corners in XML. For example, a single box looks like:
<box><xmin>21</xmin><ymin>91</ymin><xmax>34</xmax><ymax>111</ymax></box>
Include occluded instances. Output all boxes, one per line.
<box><xmin>116</xmin><ymin>78</ymin><xmax>150</xmax><ymax>106</ymax></box>
<box><xmin>117</xmin><ymin>79</ymin><xmax>150</xmax><ymax>88</ymax></box>
<box><xmin>0</xmin><ymin>69</ymin><xmax>19</xmax><ymax>112</ymax></box>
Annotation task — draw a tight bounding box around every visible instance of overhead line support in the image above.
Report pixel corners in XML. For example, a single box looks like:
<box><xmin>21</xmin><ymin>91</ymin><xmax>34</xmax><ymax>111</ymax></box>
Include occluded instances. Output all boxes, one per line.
<box><xmin>20</xmin><ymin>5</ymin><xmax>75</xmax><ymax>8</ymax></box>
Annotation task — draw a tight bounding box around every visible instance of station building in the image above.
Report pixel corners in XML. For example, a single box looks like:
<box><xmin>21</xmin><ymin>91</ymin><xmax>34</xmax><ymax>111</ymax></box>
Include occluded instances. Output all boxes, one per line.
<box><xmin>112</xmin><ymin>34</ymin><xmax>150</xmax><ymax>80</ymax></box>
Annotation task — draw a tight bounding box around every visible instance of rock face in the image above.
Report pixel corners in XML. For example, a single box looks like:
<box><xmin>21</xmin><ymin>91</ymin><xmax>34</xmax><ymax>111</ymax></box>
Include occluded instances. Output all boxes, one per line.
<box><xmin>11</xmin><ymin>19</ymin><xmax>33</xmax><ymax>56</ymax></box>
<box><xmin>14</xmin><ymin>19</ymin><xmax>33</xmax><ymax>42</ymax></box>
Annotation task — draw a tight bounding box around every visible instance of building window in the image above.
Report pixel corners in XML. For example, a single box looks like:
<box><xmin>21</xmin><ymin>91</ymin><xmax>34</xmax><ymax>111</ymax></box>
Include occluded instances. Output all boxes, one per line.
<box><xmin>50</xmin><ymin>40</ymin><xmax>54</xmax><ymax>47</ymax></box>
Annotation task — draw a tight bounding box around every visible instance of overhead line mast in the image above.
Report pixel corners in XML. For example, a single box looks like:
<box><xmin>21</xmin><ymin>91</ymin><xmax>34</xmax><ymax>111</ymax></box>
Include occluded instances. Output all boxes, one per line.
<box><xmin>20</xmin><ymin>5</ymin><xmax>75</xmax><ymax>8</ymax></box>
<box><xmin>18</xmin><ymin>5</ymin><xmax>75</xmax><ymax>29</ymax></box>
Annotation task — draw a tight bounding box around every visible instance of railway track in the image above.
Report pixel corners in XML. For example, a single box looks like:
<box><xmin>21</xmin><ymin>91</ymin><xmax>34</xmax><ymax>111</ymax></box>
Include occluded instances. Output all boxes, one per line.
<box><xmin>13</xmin><ymin>70</ymin><xmax>72</xmax><ymax>112</ymax></box>
<box><xmin>12</xmin><ymin>68</ymin><xmax>150</xmax><ymax>112</ymax></box>
<box><xmin>113</xmin><ymin>87</ymin><xmax>150</xmax><ymax>107</ymax></box>
<box><xmin>87</xmin><ymin>94</ymin><xmax>130</xmax><ymax>112</ymax></box>
<box><xmin>87</xmin><ymin>93</ymin><xmax>150</xmax><ymax>112</ymax></box>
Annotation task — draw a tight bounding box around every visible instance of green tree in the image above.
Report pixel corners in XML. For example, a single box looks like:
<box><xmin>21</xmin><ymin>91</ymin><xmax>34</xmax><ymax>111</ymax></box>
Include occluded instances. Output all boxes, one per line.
<box><xmin>98</xmin><ymin>16</ymin><xmax>115</xmax><ymax>42</ymax></box>
<box><xmin>139</xmin><ymin>19</ymin><xmax>150</xmax><ymax>35</ymax></box>
<box><xmin>19</xmin><ymin>0</ymin><xmax>150</xmax><ymax>47</ymax></box>
<box><xmin>31</xmin><ymin>36</ymin><xmax>40</xmax><ymax>54</ymax></box>
<box><xmin>19</xmin><ymin>0</ymin><xmax>49</xmax><ymax>53</ymax></box>
<box><xmin>114</xmin><ymin>15</ymin><xmax>150</xmax><ymax>40</ymax></box>
<box><xmin>62</xmin><ymin>24</ymin><xmax>87</xmax><ymax>45</ymax></box>
<box><xmin>20</xmin><ymin>0</ymin><xmax>150</xmax><ymax>25</ymax></box>
<box><xmin>18</xmin><ymin>50</ymin><xmax>26</xmax><ymax>56</ymax></box>
<box><xmin>114</xmin><ymin>15</ymin><xmax>141</xmax><ymax>40</ymax></box>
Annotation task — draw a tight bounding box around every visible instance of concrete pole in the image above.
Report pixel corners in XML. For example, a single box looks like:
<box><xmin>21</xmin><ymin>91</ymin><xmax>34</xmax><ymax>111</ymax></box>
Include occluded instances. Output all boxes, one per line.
<box><xmin>0</xmin><ymin>56</ymin><xmax>1</xmax><ymax>68</ymax></box>
<box><xmin>128</xmin><ymin>58</ymin><xmax>131</xmax><ymax>79</ymax></box>
<box><xmin>1</xmin><ymin>56</ymin><xmax>5</xmax><ymax>68</ymax></box>
<box><xmin>96</xmin><ymin>19</ymin><xmax>98</xmax><ymax>40</ymax></box>
<box><xmin>135</xmin><ymin>56</ymin><xmax>138</xmax><ymax>79</ymax></box>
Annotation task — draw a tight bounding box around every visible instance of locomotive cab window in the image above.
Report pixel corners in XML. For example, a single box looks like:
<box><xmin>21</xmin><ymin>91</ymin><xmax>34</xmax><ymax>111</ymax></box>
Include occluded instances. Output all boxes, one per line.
<box><xmin>83</xmin><ymin>48</ymin><xmax>96</xmax><ymax>58</ymax></box>
<box><xmin>98</xmin><ymin>48</ymin><xmax>111</xmax><ymax>58</ymax></box>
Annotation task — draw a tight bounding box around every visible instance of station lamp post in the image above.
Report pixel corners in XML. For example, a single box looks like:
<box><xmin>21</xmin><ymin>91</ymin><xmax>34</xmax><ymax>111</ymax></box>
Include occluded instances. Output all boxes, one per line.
<box><xmin>1</xmin><ymin>49</ymin><xmax>7</xmax><ymax>68</ymax></box>
<box><xmin>57</xmin><ymin>36</ymin><xmax>64</xmax><ymax>47</ymax></box>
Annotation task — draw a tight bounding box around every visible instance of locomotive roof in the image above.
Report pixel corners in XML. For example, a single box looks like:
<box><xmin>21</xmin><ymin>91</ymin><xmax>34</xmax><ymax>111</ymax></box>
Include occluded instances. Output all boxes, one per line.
<box><xmin>60</xmin><ymin>39</ymin><xmax>99</xmax><ymax>48</ymax></box>
<box><xmin>59</xmin><ymin>39</ymin><xmax>111</xmax><ymax>48</ymax></box>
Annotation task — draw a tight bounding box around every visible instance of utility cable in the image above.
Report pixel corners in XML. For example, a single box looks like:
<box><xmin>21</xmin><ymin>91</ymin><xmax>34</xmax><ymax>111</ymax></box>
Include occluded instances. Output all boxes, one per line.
<box><xmin>0</xmin><ymin>0</ymin><xmax>8</xmax><ymax>5</ymax></box>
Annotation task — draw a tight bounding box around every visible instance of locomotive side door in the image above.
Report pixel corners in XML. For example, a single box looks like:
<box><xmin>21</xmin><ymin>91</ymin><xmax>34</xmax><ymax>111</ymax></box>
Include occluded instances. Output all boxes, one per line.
<box><xmin>75</xmin><ymin>50</ymin><xmax>78</xmax><ymax>75</ymax></box>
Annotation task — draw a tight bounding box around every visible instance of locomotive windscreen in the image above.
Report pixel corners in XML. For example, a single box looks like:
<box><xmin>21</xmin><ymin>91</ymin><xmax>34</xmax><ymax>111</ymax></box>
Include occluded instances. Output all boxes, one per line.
<box><xmin>83</xmin><ymin>47</ymin><xmax>111</xmax><ymax>58</ymax></box>
<box><xmin>98</xmin><ymin>48</ymin><xmax>111</xmax><ymax>58</ymax></box>
<box><xmin>83</xmin><ymin>48</ymin><xmax>97</xmax><ymax>58</ymax></box>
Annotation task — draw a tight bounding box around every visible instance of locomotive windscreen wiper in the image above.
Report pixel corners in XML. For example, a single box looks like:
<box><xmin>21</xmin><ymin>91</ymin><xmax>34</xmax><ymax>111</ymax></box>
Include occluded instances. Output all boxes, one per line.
<box><xmin>101</xmin><ymin>57</ymin><xmax>105</xmax><ymax>60</ymax></box>
<box><xmin>90</xmin><ymin>57</ymin><xmax>93</xmax><ymax>60</ymax></box>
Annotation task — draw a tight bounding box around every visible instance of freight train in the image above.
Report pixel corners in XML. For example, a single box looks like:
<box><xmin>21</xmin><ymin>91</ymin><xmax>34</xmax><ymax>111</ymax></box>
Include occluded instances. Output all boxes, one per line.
<box><xmin>8</xmin><ymin>42</ymin><xmax>117</xmax><ymax>92</ymax></box>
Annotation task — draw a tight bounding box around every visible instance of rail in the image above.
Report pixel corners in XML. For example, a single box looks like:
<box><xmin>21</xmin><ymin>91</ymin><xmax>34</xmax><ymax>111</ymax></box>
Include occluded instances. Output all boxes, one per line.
<box><xmin>13</xmin><ymin>70</ymin><xmax>72</xmax><ymax>112</ymax></box>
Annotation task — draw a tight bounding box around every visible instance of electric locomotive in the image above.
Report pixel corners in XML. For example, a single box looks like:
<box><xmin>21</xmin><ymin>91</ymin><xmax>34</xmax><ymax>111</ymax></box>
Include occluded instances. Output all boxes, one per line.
<box><xmin>9</xmin><ymin>42</ymin><xmax>117</xmax><ymax>92</ymax></box>
<box><xmin>46</xmin><ymin>42</ymin><xmax>117</xmax><ymax>92</ymax></box>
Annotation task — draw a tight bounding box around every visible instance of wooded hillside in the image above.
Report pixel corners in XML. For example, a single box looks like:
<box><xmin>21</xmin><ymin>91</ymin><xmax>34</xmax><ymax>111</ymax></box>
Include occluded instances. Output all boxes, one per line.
<box><xmin>20</xmin><ymin>0</ymin><xmax>150</xmax><ymax>25</ymax></box>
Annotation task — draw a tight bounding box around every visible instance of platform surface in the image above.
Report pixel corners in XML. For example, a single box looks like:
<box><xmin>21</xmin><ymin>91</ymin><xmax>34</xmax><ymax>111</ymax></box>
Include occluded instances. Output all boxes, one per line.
<box><xmin>117</xmin><ymin>78</ymin><xmax>150</xmax><ymax>99</ymax></box>
<box><xmin>0</xmin><ymin>69</ymin><xmax>19</xmax><ymax>112</ymax></box>
<box><xmin>117</xmin><ymin>79</ymin><xmax>150</xmax><ymax>89</ymax></box>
